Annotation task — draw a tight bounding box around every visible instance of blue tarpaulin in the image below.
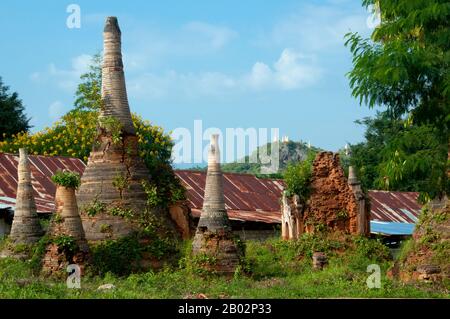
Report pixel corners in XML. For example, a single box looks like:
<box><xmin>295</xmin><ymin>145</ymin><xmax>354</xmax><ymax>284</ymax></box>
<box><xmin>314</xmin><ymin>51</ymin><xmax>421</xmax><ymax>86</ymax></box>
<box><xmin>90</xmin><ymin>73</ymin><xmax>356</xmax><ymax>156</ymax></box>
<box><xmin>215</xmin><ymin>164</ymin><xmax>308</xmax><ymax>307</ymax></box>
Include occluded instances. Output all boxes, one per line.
<box><xmin>370</xmin><ymin>221</ymin><xmax>416</xmax><ymax>235</ymax></box>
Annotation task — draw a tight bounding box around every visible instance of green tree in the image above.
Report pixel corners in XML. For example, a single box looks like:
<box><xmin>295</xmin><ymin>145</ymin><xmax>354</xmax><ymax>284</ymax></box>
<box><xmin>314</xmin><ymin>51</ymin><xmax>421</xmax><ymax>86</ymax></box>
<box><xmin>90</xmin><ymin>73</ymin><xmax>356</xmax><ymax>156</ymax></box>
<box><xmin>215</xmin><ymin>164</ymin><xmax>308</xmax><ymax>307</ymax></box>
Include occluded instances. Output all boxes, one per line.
<box><xmin>347</xmin><ymin>112</ymin><xmax>447</xmax><ymax>201</ymax></box>
<box><xmin>345</xmin><ymin>0</ymin><xmax>450</xmax><ymax>199</ymax></box>
<box><xmin>0</xmin><ymin>77</ymin><xmax>30</xmax><ymax>140</ymax></box>
<box><xmin>74</xmin><ymin>53</ymin><xmax>103</xmax><ymax>111</ymax></box>
<box><xmin>347</xmin><ymin>112</ymin><xmax>403</xmax><ymax>190</ymax></box>
<box><xmin>377</xmin><ymin>124</ymin><xmax>448</xmax><ymax>201</ymax></box>
<box><xmin>283</xmin><ymin>150</ymin><xmax>316</xmax><ymax>203</ymax></box>
<box><xmin>0</xmin><ymin>54</ymin><xmax>185</xmax><ymax>206</ymax></box>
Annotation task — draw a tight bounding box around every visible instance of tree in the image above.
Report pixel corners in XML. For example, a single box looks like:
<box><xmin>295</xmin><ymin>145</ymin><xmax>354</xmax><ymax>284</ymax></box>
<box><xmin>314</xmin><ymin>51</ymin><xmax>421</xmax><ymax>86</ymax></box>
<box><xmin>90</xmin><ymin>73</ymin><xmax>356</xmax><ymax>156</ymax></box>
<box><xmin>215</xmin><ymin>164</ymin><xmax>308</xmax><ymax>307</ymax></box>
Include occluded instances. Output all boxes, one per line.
<box><xmin>347</xmin><ymin>112</ymin><xmax>447</xmax><ymax>201</ymax></box>
<box><xmin>0</xmin><ymin>55</ymin><xmax>185</xmax><ymax>206</ymax></box>
<box><xmin>377</xmin><ymin>123</ymin><xmax>448</xmax><ymax>201</ymax></box>
<box><xmin>283</xmin><ymin>150</ymin><xmax>316</xmax><ymax>203</ymax></box>
<box><xmin>74</xmin><ymin>53</ymin><xmax>102</xmax><ymax>111</ymax></box>
<box><xmin>0</xmin><ymin>77</ymin><xmax>30</xmax><ymax>140</ymax></box>
<box><xmin>345</xmin><ymin>0</ymin><xmax>450</xmax><ymax>199</ymax></box>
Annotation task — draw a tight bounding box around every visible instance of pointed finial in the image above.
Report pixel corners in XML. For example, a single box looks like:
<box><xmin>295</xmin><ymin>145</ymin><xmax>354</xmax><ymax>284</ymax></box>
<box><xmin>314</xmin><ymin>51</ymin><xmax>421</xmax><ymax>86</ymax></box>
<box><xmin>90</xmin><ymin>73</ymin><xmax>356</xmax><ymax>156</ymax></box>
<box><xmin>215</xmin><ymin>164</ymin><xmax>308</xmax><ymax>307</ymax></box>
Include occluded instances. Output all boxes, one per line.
<box><xmin>104</xmin><ymin>16</ymin><xmax>121</xmax><ymax>34</ymax></box>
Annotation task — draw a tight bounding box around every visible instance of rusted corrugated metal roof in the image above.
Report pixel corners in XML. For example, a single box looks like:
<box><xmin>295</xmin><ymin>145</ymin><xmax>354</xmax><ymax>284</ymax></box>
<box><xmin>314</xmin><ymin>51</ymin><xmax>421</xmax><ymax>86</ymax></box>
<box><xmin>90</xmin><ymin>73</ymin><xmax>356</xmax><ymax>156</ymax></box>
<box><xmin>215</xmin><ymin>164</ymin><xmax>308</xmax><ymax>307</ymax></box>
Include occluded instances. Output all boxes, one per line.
<box><xmin>190</xmin><ymin>208</ymin><xmax>281</xmax><ymax>224</ymax></box>
<box><xmin>175</xmin><ymin>170</ymin><xmax>284</xmax><ymax>224</ymax></box>
<box><xmin>367</xmin><ymin>190</ymin><xmax>421</xmax><ymax>223</ymax></box>
<box><xmin>176</xmin><ymin>170</ymin><xmax>422</xmax><ymax>225</ymax></box>
<box><xmin>0</xmin><ymin>153</ymin><xmax>422</xmax><ymax>225</ymax></box>
<box><xmin>0</xmin><ymin>152</ymin><xmax>86</xmax><ymax>212</ymax></box>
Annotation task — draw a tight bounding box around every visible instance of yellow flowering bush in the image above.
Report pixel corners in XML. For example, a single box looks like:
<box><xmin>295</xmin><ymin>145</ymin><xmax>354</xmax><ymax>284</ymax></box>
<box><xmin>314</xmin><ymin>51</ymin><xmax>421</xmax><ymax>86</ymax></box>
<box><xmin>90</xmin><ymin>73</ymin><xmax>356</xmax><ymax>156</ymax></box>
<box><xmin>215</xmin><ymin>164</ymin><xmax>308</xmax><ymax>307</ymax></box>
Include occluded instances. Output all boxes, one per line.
<box><xmin>0</xmin><ymin>108</ymin><xmax>184</xmax><ymax>205</ymax></box>
<box><xmin>1</xmin><ymin>52</ymin><xmax>185</xmax><ymax>206</ymax></box>
<box><xmin>0</xmin><ymin>110</ymin><xmax>172</xmax><ymax>165</ymax></box>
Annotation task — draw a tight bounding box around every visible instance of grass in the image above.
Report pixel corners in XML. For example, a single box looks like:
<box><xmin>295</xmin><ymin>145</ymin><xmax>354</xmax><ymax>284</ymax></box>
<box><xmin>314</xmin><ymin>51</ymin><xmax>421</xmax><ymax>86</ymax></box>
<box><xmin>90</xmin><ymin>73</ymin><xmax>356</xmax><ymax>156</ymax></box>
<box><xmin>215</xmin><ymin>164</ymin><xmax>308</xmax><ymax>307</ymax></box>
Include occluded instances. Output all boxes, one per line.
<box><xmin>0</xmin><ymin>234</ymin><xmax>448</xmax><ymax>299</ymax></box>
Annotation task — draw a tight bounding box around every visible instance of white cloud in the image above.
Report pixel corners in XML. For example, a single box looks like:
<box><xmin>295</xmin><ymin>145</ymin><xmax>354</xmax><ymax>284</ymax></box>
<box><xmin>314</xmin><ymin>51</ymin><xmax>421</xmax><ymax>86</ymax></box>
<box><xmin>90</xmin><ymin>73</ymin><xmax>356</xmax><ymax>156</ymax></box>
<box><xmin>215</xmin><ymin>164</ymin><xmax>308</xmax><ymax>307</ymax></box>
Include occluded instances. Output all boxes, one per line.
<box><xmin>259</xmin><ymin>2</ymin><xmax>370</xmax><ymax>52</ymax></box>
<box><xmin>247</xmin><ymin>62</ymin><xmax>272</xmax><ymax>89</ymax></box>
<box><xmin>48</xmin><ymin>101</ymin><xmax>65</xmax><ymax>119</ymax></box>
<box><xmin>245</xmin><ymin>49</ymin><xmax>322</xmax><ymax>91</ymax></box>
<box><xmin>273</xmin><ymin>49</ymin><xmax>321</xmax><ymax>89</ymax></box>
<box><xmin>31</xmin><ymin>54</ymin><xmax>92</xmax><ymax>92</ymax></box>
<box><xmin>123</xmin><ymin>21</ymin><xmax>237</xmax><ymax>70</ymax></box>
<box><xmin>183</xmin><ymin>21</ymin><xmax>237</xmax><ymax>50</ymax></box>
<box><xmin>128</xmin><ymin>48</ymin><xmax>321</xmax><ymax>100</ymax></box>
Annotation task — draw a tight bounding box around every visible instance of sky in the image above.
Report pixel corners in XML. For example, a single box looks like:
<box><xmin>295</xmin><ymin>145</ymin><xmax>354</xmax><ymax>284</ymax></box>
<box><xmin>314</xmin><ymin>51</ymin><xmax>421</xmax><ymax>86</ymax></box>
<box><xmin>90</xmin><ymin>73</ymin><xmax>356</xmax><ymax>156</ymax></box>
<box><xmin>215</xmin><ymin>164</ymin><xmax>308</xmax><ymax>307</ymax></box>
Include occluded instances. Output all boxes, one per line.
<box><xmin>0</xmin><ymin>0</ymin><xmax>380</xmax><ymax>165</ymax></box>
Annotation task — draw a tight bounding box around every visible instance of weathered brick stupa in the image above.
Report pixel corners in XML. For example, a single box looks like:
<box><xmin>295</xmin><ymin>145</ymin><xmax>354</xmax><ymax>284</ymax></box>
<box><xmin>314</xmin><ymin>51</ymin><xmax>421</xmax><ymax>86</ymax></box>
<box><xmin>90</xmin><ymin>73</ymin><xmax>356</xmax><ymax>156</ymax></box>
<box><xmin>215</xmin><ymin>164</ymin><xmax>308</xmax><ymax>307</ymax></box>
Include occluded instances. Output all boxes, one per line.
<box><xmin>77</xmin><ymin>17</ymin><xmax>174</xmax><ymax>241</ymax></box>
<box><xmin>192</xmin><ymin>134</ymin><xmax>241</xmax><ymax>275</ymax></box>
<box><xmin>303</xmin><ymin>152</ymin><xmax>364</xmax><ymax>234</ymax></box>
<box><xmin>42</xmin><ymin>183</ymin><xmax>90</xmax><ymax>275</ymax></box>
<box><xmin>281</xmin><ymin>152</ymin><xmax>370</xmax><ymax>238</ymax></box>
<box><xmin>9</xmin><ymin>148</ymin><xmax>44</xmax><ymax>244</ymax></box>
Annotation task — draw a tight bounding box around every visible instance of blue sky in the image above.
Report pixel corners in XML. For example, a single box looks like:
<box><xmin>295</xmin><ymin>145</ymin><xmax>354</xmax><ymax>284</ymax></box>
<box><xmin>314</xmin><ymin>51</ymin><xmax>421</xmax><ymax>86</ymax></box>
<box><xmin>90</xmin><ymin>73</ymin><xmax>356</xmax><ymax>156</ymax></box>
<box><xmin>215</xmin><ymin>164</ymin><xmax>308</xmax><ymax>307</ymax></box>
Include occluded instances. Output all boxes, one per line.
<box><xmin>0</xmin><ymin>0</ymin><xmax>379</xmax><ymax>163</ymax></box>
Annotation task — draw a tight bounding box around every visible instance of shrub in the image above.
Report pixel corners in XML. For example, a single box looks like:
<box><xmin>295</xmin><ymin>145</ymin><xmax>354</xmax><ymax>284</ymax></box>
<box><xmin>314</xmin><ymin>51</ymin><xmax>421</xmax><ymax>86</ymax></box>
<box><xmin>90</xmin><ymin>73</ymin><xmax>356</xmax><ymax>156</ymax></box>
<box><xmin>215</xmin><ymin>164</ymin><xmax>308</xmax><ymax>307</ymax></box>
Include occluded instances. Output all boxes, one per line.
<box><xmin>353</xmin><ymin>236</ymin><xmax>390</xmax><ymax>262</ymax></box>
<box><xmin>109</xmin><ymin>206</ymin><xmax>134</xmax><ymax>219</ymax></box>
<box><xmin>98</xmin><ymin>116</ymin><xmax>123</xmax><ymax>144</ymax></box>
<box><xmin>84</xmin><ymin>198</ymin><xmax>106</xmax><ymax>217</ymax></box>
<box><xmin>51</xmin><ymin>170</ymin><xmax>81</xmax><ymax>189</ymax></box>
<box><xmin>53</xmin><ymin>235</ymin><xmax>77</xmax><ymax>254</ymax></box>
<box><xmin>283</xmin><ymin>151</ymin><xmax>316</xmax><ymax>202</ymax></box>
<box><xmin>90</xmin><ymin>235</ymin><xmax>142</xmax><ymax>276</ymax></box>
<box><xmin>90</xmin><ymin>232</ymin><xmax>178</xmax><ymax>276</ymax></box>
<box><xmin>29</xmin><ymin>235</ymin><xmax>51</xmax><ymax>273</ymax></box>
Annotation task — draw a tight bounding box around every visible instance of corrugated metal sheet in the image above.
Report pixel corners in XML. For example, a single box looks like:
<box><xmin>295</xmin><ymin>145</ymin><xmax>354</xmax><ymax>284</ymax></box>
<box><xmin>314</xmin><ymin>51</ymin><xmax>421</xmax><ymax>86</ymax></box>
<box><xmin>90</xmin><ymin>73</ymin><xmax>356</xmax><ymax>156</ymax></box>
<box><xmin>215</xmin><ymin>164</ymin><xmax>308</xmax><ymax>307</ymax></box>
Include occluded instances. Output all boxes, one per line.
<box><xmin>175</xmin><ymin>170</ymin><xmax>284</xmax><ymax>224</ymax></box>
<box><xmin>0</xmin><ymin>153</ymin><xmax>86</xmax><ymax>212</ymax></box>
<box><xmin>190</xmin><ymin>208</ymin><xmax>281</xmax><ymax>224</ymax></box>
<box><xmin>176</xmin><ymin>170</ymin><xmax>423</xmax><ymax>226</ymax></box>
<box><xmin>368</xmin><ymin>190</ymin><xmax>421</xmax><ymax>223</ymax></box>
<box><xmin>0</xmin><ymin>152</ymin><xmax>423</xmax><ymax>228</ymax></box>
<box><xmin>370</xmin><ymin>221</ymin><xmax>416</xmax><ymax>236</ymax></box>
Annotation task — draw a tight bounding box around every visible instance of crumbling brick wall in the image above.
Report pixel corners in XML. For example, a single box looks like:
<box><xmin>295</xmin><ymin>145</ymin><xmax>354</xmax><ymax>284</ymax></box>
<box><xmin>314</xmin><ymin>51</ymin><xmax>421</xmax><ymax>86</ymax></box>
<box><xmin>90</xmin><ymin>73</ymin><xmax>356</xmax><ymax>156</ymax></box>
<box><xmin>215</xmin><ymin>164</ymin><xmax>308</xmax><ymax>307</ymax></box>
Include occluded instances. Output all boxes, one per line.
<box><xmin>282</xmin><ymin>152</ymin><xmax>368</xmax><ymax>237</ymax></box>
<box><xmin>303</xmin><ymin>152</ymin><xmax>359</xmax><ymax>234</ymax></box>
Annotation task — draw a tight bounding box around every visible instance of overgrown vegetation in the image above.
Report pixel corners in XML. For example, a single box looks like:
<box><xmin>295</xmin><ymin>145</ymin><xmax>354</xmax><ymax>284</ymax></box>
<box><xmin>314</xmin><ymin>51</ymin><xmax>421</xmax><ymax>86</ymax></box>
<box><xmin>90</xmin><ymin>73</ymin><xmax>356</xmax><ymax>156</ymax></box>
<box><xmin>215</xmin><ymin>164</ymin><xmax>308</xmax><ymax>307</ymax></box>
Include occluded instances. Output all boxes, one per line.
<box><xmin>84</xmin><ymin>198</ymin><xmax>107</xmax><ymax>217</ymax></box>
<box><xmin>51</xmin><ymin>170</ymin><xmax>81</xmax><ymax>189</ymax></box>
<box><xmin>283</xmin><ymin>151</ymin><xmax>316</xmax><ymax>202</ymax></box>
<box><xmin>0</xmin><ymin>234</ymin><xmax>447</xmax><ymax>298</ymax></box>
<box><xmin>0</xmin><ymin>54</ymin><xmax>185</xmax><ymax>208</ymax></box>
<box><xmin>98</xmin><ymin>116</ymin><xmax>123</xmax><ymax>145</ymax></box>
<box><xmin>89</xmin><ymin>232</ymin><xmax>178</xmax><ymax>276</ymax></box>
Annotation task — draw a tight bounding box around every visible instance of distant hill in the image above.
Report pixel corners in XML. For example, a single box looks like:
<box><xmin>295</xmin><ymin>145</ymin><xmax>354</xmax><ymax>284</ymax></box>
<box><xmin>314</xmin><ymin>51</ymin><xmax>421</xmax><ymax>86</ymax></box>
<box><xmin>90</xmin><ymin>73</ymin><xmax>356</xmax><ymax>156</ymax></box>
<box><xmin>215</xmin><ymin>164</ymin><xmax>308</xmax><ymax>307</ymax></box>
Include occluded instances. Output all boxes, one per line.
<box><xmin>221</xmin><ymin>140</ymin><xmax>322</xmax><ymax>177</ymax></box>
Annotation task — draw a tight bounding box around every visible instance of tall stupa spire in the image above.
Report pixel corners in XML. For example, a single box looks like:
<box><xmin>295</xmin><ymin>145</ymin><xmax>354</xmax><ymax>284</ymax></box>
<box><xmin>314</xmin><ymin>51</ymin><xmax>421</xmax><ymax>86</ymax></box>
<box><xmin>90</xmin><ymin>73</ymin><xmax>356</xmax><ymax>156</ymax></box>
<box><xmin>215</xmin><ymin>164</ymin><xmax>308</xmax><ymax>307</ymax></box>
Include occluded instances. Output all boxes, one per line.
<box><xmin>9</xmin><ymin>148</ymin><xmax>44</xmax><ymax>243</ymax></box>
<box><xmin>192</xmin><ymin>134</ymin><xmax>241</xmax><ymax>275</ymax></box>
<box><xmin>199</xmin><ymin>134</ymin><xmax>231</xmax><ymax>232</ymax></box>
<box><xmin>77</xmin><ymin>17</ymin><xmax>176</xmax><ymax>241</ymax></box>
<box><xmin>100</xmin><ymin>16</ymin><xmax>135</xmax><ymax>134</ymax></box>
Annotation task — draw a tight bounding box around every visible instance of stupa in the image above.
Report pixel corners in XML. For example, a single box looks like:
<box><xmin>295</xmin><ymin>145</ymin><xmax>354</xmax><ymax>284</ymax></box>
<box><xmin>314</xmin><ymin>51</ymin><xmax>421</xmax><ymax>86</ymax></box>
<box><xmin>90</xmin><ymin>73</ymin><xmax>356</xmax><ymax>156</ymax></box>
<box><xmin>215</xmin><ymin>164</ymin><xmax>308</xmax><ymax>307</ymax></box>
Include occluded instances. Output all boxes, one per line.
<box><xmin>77</xmin><ymin>17</ymin><xmax>174</xmax><ymax>240</ymax></box>
<box><xmin>192</xmin><ymin>135</ymin><xmax>242</xmax><ymax>275</ymax></box>
<box><xmin>9</xmin><ymin>148</ymin><xmax>44</xmax><ymax>244</ymax></box>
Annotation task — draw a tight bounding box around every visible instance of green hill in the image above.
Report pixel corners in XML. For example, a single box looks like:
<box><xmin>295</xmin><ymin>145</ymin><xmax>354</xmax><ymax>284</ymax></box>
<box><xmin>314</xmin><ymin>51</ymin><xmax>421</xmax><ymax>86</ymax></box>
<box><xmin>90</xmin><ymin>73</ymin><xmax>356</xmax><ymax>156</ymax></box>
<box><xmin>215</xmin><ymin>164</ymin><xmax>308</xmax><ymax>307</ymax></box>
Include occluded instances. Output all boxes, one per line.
<box><xmin>221</xmin><ymin>140</ymin><xmax>322</xmax><ymax>177</ymax></box>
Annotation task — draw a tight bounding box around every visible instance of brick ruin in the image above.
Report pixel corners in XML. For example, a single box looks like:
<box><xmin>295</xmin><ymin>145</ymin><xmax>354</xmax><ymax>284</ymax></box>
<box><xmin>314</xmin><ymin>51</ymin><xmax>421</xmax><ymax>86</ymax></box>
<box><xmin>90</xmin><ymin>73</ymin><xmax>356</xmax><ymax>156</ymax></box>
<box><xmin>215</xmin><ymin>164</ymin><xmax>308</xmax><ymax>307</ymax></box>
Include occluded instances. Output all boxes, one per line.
<box><xmin>9</xmin><ymin>148</ymin><xmax>44</xmax><ymax>244</ymax></box>
<box><xmin>282</xmin><ymin>151</ymin><xmax>370</xmax><ymax>239</ymax></box>
<box><xmin>42</xmin><ymin>184</ymin><xmax>90</xmax><ymax>276</ymax></box>
<box><xmin>76</xmin><ymin>17</ymin><xmax>177</xmax><ymax>241</ymax></box>
<box><xmin>192</xmin><ymin>135</ymin><xmax>242</xmax><ymax>275</ymax></box>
